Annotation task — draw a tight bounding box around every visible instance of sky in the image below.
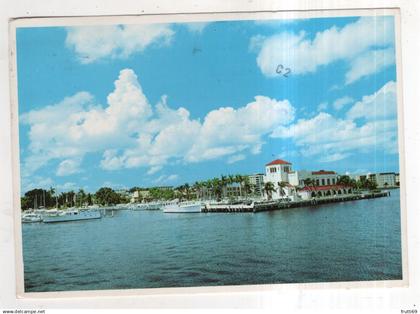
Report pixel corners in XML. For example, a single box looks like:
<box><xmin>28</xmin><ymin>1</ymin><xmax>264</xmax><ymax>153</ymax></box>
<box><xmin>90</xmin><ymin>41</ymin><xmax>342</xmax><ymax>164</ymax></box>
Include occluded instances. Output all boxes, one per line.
<box><xmin>16</xmin><ymin>15</ymin><xmax>399</xmax><ymax>193</ymax></box>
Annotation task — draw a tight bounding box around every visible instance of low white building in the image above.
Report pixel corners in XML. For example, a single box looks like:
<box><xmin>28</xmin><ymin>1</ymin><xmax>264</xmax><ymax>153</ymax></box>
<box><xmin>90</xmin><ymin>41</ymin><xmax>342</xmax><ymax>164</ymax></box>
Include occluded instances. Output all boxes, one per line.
<box><xmin>287</xmin><ymin>169</ymin><xmax>338</xmax><ymax>187</ymax></box>
<box><xmin>349</xmin><ymin>172</ymin><xmax>398</xmax><ymax>188</ymax></box>
<box><xmin>376</xmin><ymin>172</ymin><xmax>397</xmax><ymax>188</ymax></box>
<box><xmin>288</xmin><ymin>170</ymin><xmax>309</xmax><ymax>186</ymax></box>
<box><xmin>298</xmin><ymin>185</ymin><xmax>354</xmax><ymax>200</ymax></box>
<box><xmin>310</xmin><ymin>170</ymin><xmax>339</xmax><ymax>186</ymax></box>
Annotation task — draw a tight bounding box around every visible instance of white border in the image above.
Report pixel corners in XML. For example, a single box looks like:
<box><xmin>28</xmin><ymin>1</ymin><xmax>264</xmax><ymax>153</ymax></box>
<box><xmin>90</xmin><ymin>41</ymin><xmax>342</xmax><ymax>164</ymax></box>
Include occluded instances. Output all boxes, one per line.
<box><xmin>1</xmin><ymin>1</ymin><xmax>419</xmax><ymax>310</ymax></box>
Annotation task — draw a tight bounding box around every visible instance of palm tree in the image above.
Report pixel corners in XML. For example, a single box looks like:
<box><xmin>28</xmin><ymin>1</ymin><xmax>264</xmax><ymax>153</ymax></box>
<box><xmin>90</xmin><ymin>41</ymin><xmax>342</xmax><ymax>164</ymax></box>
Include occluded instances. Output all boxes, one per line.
<box><xmin>49</xmin><ymin>186</ymin><xmax>57</xmax><ymax>208</ymax></box>
<box><xmin>77</xmin><ymin>189</ymin><xmax>87</xmax><ymax>207</ymax></box>
<box><xmin>193</xmin><ymin>181</ymin><xmax>201</xmax><ymax>200</ymax></box>
<box><xmin>277</xmin><ymin>181</ymin><xmax>287</xmax><ymax>198</ymax></box>
<box><xmin>211</xmin><ymin>177</ymin><xmax>223</xmax><ymax>201</ymax></box>
<box><xmin>235</xmin><ymin>174</ymin><xmax>244</xmax><ymax>198</ymax></box>
<box><xmin>221</xmin><ymin>175</ymin><xmax>228</xmax><ymax>199</ymax></box>
<box><xmin>243</xmin><ymin>176</ymin><xmax>252</xmax><ymax>199</ymax></box>
<box><xmin>205</xmin><ymin>179</ymin><xmax>213</xmax><ymax>200</ymax></box>
<box><xmin>263</xmin><ymin>182</ymin><xmax>276</xmax><ymax>200</ymax></box>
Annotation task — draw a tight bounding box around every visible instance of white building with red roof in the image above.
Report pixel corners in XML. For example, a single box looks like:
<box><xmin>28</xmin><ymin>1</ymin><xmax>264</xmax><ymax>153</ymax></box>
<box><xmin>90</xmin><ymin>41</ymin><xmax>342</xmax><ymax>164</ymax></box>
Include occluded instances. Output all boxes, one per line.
<box><xmin>263</xmin><ymin>158</ymin><xmax>343</xmax><ymax>200</ymax></box>
<box><xmin>310</xmin><ymin>170</ymin><xmax>339</xmax><ymax>186</ymax></box>
<box><xmin>264</xmin><ymin>159</ymin><xmax>296</xmax><ymax>200</ymax></box>
<box><xmin>298</xmin><ymin>185</ymin><xmax>353</xmax><ymax>200</ymax></box>
<box><xmin>264</xmin><ymin>159</ymin><xmax>292</xmax><ymax>183</ymax></box>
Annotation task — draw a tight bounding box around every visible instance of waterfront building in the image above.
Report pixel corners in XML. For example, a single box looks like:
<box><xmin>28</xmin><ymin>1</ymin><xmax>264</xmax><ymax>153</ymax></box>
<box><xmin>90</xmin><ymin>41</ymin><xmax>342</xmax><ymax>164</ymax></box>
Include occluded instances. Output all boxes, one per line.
<box><xmin>264</xmin><ymin>159</ymin><xmax>292</xmax><ymax>183</ymax></box>
<box><xmin>130</xmin><ymin>189</ymin><xmax>151</xmax><ymax>203</ymax></box>
<box><xmin>375</xmin><ymin>172</ymin><xmax>397</xmax><ymax>188</ymax></box>
<box><xmin>280</xmin><ymin>168</ymin><xmax>339</xmax><ymax>188</ymax></box>
<box><xmin>263</xmin><ymin>159</ymin><xmax>293</xmax><ymax>200</ymax></box>
<box><xmin>288</xmin><ymin>170</ymin><xmax>312</xmax><ymax>187</ymax></box>
<box><xmin>396</xmin><ymin>173</ymin><xmax>400</xmax><ymax>186</ymax></box>
<box><xmin>298</xmin><ymin>185</ymin><xmax>353</xmax><ymax>200</ymax></box>
<box><xmin>349</xmin><ymin>172</ymin><xmax>398</xmax><ymax>188</ymax></box>
<box><xmin>226</xmin><ymin>183</ymin><xmax>241</xmax><ymax>198</ymax></box>
<box><xmin>247</xmin><ymin>173</ymin><xmax>264</xmax><ymax>198</ymax></box>
<box><xmin>310</xmin><ymin>170</ymin><xmax>339</xmax><ymax>186</ymax></box>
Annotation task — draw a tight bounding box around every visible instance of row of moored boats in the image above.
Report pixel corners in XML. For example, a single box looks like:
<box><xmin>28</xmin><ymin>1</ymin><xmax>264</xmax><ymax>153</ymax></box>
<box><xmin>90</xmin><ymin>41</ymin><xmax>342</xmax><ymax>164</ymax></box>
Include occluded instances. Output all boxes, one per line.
<box><xmin>21</xmin><ymin>207</ymin><xmax>102</xmax><ymax>223</ymax></box>
<box><xmin>22</xmin><ymin>200</ymin><xmax>256</xmax><ymax>223</ymax></box>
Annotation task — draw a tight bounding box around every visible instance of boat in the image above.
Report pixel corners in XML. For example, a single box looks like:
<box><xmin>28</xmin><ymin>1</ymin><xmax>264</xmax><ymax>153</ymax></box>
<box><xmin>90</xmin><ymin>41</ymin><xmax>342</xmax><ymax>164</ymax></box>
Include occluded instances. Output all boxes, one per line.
<box><xmin>42</xmin><ymin>209</ymin><xmax>101</xmax><ymax>223</ymax></box>
<box><xmin>163</xmin><ymin>201</ymin><xmax>202</xmax><ymax>213</ymax></box>
<box><xmin>21</xmin><ymin>213</ymin><xmax>43</xmax><ymax>223</ymax></box>
<box><xmin>130</xmin><ymin>200</ymin><xmax>173</xmax><ymax>211</ymax></box>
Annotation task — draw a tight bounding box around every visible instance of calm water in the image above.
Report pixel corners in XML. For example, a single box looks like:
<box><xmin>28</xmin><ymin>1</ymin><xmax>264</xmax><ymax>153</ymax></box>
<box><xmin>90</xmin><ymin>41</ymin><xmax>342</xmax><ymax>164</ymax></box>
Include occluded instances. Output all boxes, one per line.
<box><xmin>22</xmin><ymin>190</ymin><xmax>402</xmax><ymax>292</ymax></box>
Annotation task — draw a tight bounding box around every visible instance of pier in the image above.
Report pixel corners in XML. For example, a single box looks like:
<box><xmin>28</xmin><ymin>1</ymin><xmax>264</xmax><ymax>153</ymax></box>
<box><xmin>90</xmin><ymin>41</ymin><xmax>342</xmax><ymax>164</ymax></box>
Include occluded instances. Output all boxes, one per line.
<box><xmin>201</xmin><ymin>191</ymin><xmax>391</xmax><ymax>213</ymax></box>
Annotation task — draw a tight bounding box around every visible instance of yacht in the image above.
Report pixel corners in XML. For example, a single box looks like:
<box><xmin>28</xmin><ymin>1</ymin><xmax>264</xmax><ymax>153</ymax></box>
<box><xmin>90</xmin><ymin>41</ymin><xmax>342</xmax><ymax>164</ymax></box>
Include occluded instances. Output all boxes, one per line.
<box><xmin>43</xmin><ymin>209</ymin><xmax>101</xmax><ymax>223</ymax></box>
<box><xmin>21</xmin><ymin>213</ymin><xmax>42</xmax><ymax>223</ymax></box>
<box><xmin>163</xmin><ymin>201</ymin><xmax>202</xmax><ymax>213</ymax></box>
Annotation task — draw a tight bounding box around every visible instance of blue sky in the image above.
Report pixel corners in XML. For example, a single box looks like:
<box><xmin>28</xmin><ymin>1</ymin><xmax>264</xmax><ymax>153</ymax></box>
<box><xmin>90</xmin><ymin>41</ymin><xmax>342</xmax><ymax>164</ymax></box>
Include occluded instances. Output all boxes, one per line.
<box><xmin>16</xmin><ymin>16</ymin><xmax>399</xmax><ymax>193</ymax></box>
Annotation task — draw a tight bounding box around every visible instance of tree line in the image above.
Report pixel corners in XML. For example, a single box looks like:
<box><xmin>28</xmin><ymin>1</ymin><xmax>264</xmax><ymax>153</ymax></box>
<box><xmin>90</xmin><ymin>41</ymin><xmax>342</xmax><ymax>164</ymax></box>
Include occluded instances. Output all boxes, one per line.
<box><xmin>21</xmin><ymin>174</ymin><xmax>379</xmax><ymax>210</ymax></box>
<box><xmin>20</xmin><ymin>187</ymin><xmax>130</xmax><ymax>211</ymax></box>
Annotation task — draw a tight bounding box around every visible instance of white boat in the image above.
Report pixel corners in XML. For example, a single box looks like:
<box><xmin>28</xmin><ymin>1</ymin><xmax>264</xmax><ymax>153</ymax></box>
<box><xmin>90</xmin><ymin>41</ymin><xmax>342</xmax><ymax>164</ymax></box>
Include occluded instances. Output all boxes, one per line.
<box><xmin>163</xmin><ymin>201</ymin><xmax>202</xmax><ymax>213</ymax></box>
<box><xmin>131</xmin><ymin>201</ymin><xmax>172</xmax><ymax>210</ymax></box>
<box><xmin>43</xmin><ymin>209</ymin><xmax>101</xmax><ymax>223</ymax></box>
<box><xmin>22</xmin><ymin>213</ymin><xmax>43</xmax><ymax>223</ymax></box>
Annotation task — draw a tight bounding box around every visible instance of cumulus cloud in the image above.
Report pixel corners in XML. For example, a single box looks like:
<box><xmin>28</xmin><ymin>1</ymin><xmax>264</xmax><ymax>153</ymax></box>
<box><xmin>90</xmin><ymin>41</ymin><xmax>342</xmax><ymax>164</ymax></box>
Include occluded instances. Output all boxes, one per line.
<box><xmin>253</xmin><ymin>16</ymin><xmax>395</xmax><ymax>84</ymax></box>
<box><xmin>186</xmin><ymin>96</ymin><xmax>295</xmax><ymax>162</ymax></box>
<box><xmin>56</xmin><ymin>158</ymin><xmax>82</xmax><ymax>176</ymax></box>
<box><xmin>332</xmin><ymin>96</ymin><xmax>354</xmax><ymax>111</ymax></box>
<box><xmin>21</xmin><ymin>68</ymin><xmax>295</xmax><ymax>178</ymax></box>
<box><xmin>345</xmin><ymin>47</ymin><xmax>395</xmax><ymax>84</ymax></box>
<box><xmin>66</xmin><ymin>24</ymin><xmax>174</xmax><ymax>63</ymax></box>
<box><xmin>346</xmin><ymin>81</ymin><xmax>397</xmax><ymax>121</ymax></box>
<box><xmin>21</xmin><ymin>69</ymin><xmax>152</xmax><ymax>176</ymax></box>
<box><xmin>271</xmin><ymin>81</ymin><xmax>399</xmax><ymax>161</ymax></box>
<box><xmin>21</xmin><ymin>176</ymin><xmax>54</xmax><ymax>192</ymax></box>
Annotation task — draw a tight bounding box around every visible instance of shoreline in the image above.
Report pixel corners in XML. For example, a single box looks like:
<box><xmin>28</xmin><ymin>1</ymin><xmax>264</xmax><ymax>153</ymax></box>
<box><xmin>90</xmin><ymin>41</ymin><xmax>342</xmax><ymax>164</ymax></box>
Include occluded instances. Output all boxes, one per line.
<box><xmin>203</xmin><ymin>191</ymin><xmax>391</xmax><ymax>213</ymax></box>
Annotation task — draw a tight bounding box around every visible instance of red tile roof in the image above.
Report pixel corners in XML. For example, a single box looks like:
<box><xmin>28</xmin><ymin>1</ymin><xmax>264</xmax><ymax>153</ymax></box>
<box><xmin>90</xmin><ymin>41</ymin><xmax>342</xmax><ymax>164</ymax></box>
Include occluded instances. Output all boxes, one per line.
<box><xmin>266</xmin><ymin>159</ymin><xmax>291</xmax><ymax>166</ymax></box>
<box><xmin>312</xmin><ymin>170</ymin><xmax>336</xmax><ymax>175</ymax></box>
<box><xmin>299</xmin><ymin>184</ymin><xmax>351</xmax><ymax>191</ymax></box>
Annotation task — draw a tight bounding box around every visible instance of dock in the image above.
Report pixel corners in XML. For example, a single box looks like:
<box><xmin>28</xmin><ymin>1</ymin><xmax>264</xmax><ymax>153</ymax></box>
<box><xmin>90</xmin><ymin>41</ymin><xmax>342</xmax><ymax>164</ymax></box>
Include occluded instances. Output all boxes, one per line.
<box><xmin>201</xmin><ymin>191</ymin><xmax>391</xmax><ymax>213</ymax></box>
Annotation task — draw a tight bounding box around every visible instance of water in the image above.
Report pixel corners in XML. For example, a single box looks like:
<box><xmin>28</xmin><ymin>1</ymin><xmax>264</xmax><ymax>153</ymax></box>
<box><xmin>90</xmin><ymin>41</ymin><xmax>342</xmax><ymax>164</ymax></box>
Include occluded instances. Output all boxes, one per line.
<box><xmin>22</xmin><ymin>190</ymin><xmax>403</xmax><ymax>292</ymax></box>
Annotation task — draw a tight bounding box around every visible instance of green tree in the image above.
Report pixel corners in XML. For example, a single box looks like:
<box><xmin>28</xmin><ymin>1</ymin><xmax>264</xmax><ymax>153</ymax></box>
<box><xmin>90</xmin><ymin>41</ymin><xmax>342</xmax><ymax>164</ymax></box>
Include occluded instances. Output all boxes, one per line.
<box><xmin>243</xmin><ymin>176</ymin><xmax>252</xmax><ymax>199</ymax></box>
<box><xmin>211</xmin><ymin>177</ymin><xmax>223</xmax><ymax>201</ymax></box>
<box><xmin>277</xmin><ymin>181</ymin><xmax>287</xmax><ymax>197</ymax></box>
<box><xmin>263</xmin><ymin>182</ymin><xmax>276</xmax><ymax>200</ymax></box>
<box><xmin>95</xmin><ymin>187</ymin><xmax>121</xmax><ymax>206</ymax></box>
<box><xmin>337</xmin><ymin>175</ymin><xmax>357</xmax><ymax>188</ymax></box>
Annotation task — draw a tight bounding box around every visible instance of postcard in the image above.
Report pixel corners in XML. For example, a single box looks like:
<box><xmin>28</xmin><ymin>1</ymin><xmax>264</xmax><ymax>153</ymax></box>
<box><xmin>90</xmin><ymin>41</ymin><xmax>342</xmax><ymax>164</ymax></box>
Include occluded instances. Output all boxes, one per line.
<box><xmin>9</xmin><ymin>8</ymin><xmax>406</xmax><ymax>297</ymax></box>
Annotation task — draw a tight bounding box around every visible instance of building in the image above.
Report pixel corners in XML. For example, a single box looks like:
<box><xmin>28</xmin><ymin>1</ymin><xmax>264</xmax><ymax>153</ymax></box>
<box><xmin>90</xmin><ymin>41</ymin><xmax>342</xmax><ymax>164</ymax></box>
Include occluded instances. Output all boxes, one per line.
<box><xmin>376</xmin><ymin>172</ymin><xmax>397</xmax><ymax>188</ymax></box>
<box><xmin>298</xmin><ymin>185</ymin><xmax>354</xmax><ymax>200</ymax></box>
<box><xmin>263</xmin><ymin>159</ymin><xmax>293</xmax><ymax>200</ymax></box>
<box><xmin>349</xmin><ymin>172</ymin><xmax>398</xmax><ymax>188</ymax></box>
<box><xmin>288</xmin><ymin>170</ymin><xmax>311</xmax><ymax>187</ymax></box>
<box><xmin>248</xmin><ymin>173</ymin><xmax>264</xmax><ymax>198</ymax></box>
<box><xmin>310</xmin><ymin>170</ymin><xmax>339</xmax><ymax>186</ymax></box>
<box><xmin>226</xmin><ymin>183</ymin><xmax>241</xmax><ymax>198</ymax></box>
<box><xmin>264</xmin><ymin>159</ymin><xmax>292</xmax><ymax>183</ymax></box>
<box><xmin>130</xmin><ymin>189</ymin><xmax>151</xmax><ymax>203</ymax></box>
<box><xmin>282</xmin><ymin>168</ymin><xmax>339</xmax><ymax>188</ymax></box>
